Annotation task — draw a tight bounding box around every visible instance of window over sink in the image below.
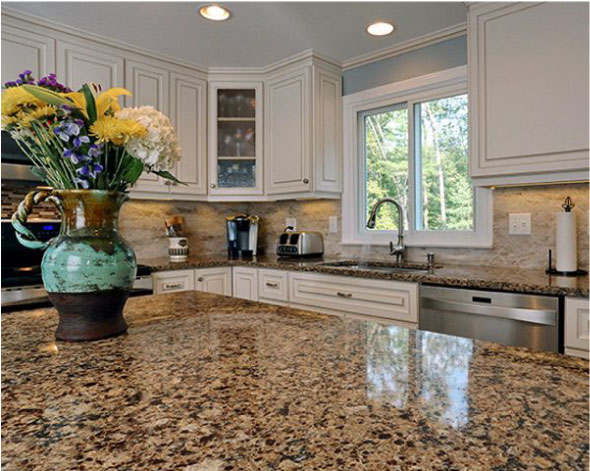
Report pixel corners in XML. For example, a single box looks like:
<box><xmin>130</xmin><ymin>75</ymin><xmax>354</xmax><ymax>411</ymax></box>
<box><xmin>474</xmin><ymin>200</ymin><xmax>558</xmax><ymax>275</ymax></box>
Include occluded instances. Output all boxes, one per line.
<box><xmin>342</xmin><ymin>66</ymin><xmax>492</xmax><ymax>248</ymax></box>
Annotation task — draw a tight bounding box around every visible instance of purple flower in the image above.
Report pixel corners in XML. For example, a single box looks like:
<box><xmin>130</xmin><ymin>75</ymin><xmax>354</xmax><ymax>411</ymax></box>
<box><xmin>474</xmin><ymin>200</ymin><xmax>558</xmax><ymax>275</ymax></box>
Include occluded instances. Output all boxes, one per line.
<box><xmin>74</xmin><ymin>178</ymin><xmax>90</xmax><ymax>189</ymax></box>
<box><xmin>72</xmin><ymin>136</ymin><xmax>90</xmax><ymax>148</ymax></box>
<box><xmin>76</xmin><ymin>163</ymin><xmax>103</xmax><ymax>178</ymax></box>
<box><xmin>88</xmin><ymin>143</ymin><xmax>103</xmax><ymax>158</ymax></box>
<box><xmin>63</xmin><ymin>148</ymin><xmax>88</xmax><ymax>164</ymax></box>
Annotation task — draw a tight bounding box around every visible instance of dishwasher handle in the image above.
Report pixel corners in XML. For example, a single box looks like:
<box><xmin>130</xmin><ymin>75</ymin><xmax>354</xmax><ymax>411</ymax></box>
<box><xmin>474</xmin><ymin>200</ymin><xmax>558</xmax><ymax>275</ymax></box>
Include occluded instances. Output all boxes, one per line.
<box><xmin>421</xmin><ymin>297</ymin><xmax>557</xmax><ymax>326</ymax></box>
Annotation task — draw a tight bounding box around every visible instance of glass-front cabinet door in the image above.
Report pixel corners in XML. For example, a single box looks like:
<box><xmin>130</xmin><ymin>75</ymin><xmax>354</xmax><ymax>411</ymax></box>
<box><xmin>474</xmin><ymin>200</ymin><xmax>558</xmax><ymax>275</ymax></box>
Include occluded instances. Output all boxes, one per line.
<box><xmin>208</xmin><ymin>81</ymin><xmax>263</xmax><ymax>195</ymax></box>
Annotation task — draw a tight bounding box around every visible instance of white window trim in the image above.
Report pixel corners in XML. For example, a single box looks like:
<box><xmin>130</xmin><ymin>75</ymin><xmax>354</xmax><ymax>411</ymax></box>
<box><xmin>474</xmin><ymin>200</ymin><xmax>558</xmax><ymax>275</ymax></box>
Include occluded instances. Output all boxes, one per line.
<box><xmin>342</xmin><ymin>66</ymin><xmax>493</xmax><ymax>248</ymax></box>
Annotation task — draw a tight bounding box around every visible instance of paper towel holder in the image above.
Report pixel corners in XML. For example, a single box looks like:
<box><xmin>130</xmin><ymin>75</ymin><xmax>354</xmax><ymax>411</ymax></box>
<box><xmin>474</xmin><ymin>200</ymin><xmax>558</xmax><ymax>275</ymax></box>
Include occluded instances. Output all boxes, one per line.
<box><xmin>546</xmin><ymin>249</ymin><xmax>587</xmax><ymax>277</ymax></box>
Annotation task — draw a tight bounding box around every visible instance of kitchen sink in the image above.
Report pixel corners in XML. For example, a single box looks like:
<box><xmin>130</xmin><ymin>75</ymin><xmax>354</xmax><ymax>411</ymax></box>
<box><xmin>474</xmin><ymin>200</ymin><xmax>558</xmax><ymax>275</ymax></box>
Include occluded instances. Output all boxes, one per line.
<box><xmin>317</xmin><ymin>260</ymin><xmax>432</xmax><ymax>273</ymax></box>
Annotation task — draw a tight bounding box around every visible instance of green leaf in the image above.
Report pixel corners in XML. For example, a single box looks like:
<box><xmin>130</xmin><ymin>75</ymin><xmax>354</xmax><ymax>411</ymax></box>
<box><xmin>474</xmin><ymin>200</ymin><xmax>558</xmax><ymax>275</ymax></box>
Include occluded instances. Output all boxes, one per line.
<box><xmin>122</xmin><ymin>157</ymin><xmax>144</xmax><ymax>185</ymax></box>
<box><xmin>81</xmin><ymin>84</ymin><xmax>97</xmax><ymax>124</ymax></box>
<box><xmin>29</xmin><ymin>167</ymin><xmax>49</xmax><ymax>184</ymax></box>
<box><xmin>21</xmin><ymin>85</ymin><xmax>72</xmax><ymax>109</ymax></box>
<box><xmin>153</xmin><ymin>169</ymin><xmax>187</xmax><ymax>186</ymax></box>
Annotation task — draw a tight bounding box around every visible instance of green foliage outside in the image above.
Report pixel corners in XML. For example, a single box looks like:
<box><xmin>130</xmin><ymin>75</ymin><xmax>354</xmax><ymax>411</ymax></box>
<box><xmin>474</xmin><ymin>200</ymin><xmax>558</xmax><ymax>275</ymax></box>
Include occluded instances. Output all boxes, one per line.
<box><xmin>365</xmin><ymin>94</ymin><xmax>472</xmax><ymax>232</ymax></box>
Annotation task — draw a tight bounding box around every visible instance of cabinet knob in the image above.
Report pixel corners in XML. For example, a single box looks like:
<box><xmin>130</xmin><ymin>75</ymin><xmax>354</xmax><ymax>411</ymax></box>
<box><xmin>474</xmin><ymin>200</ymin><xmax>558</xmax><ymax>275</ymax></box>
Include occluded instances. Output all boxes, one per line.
<box><xmin>210</xmin><ymin>183</ymin><xmax>216</xmax><ymax>189</ymax></box>
<box><xmin>303</xmin><ymin>178</ymin><xmax>309</xmax><ymax>184</ymax></box>
<box><xmin>197</xmin><ymin>277</ymin><xmax>204</xmax><ymax>282</ymax></box>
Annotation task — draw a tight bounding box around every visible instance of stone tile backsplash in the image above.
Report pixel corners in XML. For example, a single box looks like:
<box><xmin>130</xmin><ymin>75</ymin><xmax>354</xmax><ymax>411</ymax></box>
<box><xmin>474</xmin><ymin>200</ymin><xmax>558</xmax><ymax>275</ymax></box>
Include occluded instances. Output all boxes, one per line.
<box><xmin>3</xmin><ymin>182</ymin><xmax>588</xmax><ymax>270</ymax></box>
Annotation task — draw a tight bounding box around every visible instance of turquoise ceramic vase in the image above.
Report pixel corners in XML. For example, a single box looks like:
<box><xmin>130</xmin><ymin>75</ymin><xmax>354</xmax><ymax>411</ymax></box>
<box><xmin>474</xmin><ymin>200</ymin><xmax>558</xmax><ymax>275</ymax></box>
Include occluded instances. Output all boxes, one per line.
<box><xmin>12</xmin><ymin>190</ymin><xmax>136</xmax><ymax>341</ymax></box>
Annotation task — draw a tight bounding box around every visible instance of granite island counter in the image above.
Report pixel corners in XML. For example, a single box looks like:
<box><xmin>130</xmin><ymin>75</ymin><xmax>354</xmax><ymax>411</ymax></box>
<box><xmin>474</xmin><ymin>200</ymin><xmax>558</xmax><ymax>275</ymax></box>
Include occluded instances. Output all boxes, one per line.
<box><xmin>2</xmin><ymin>291</ymin><xmax>589</xmax><ymax>470</ymax></box>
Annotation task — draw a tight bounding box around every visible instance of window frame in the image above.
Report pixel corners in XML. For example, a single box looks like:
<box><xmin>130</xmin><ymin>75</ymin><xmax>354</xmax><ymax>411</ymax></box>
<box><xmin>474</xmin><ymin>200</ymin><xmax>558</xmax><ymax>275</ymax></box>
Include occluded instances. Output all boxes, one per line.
<box><xmin>342</xmin><ymin>66</ymin><xmax>493</xmax><ymax>248</ymax></box>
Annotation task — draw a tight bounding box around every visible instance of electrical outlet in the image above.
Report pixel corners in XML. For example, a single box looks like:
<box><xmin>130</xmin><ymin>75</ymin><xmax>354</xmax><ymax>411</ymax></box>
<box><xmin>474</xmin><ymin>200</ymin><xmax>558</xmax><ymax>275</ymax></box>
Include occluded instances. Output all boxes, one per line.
<box><xmin>508</xmin><ymin>213</ymin><xmax>531</xmax><ymax>235</ymax></box>
<box><xmin>329</xmin><ymin>216</ymin><xmax>338</xmax><ymax>233</ymax></box>
<box><xmin>285</xmin><ymin>217</ymin><xmax>296</xmax><ymax>231</ymax></box>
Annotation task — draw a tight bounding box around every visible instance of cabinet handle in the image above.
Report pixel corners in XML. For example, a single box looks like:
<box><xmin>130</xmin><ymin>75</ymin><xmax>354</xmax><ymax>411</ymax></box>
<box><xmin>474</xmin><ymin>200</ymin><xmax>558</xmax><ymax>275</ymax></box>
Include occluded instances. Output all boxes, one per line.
<box><xmin>163</xmin><ymin>282</ymin><xmax>184</xmax><ymax>291</ymax></box>
<box><xmin>337</xmin><ymin>291</ymin><xmax>352</xmax><ymax>298</ymax></box>
<box><xmin>210</xmin><ymin>183</ymin><xmax>216</xmax><ymax>189</ymax></box>
<box><xmin>197</xmin><ymin>277</ymin><xmax>204</xmax><ymax>282</ymax></box>
<box><xmin>265</xmin><ymin>282</ymin><xmax>279</xmax><ymax>288</ymax></box>
<box><xmin>164</xmin><ymin>180</ymin><xmax>172</xmax><ymax>186</ymax></box>
<box><xmin>303</xmin><ymin>178</ymin><xmax>309</xmax><ymax>184</ymax></box>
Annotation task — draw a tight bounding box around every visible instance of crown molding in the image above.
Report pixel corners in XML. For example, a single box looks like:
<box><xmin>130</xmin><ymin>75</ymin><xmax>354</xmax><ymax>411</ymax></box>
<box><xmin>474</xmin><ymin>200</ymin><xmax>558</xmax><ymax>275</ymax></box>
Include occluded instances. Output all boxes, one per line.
<box><xmin>341</xmin><ymin>22</ymin><xmax>467</xmax><ymax>71</ymax></box>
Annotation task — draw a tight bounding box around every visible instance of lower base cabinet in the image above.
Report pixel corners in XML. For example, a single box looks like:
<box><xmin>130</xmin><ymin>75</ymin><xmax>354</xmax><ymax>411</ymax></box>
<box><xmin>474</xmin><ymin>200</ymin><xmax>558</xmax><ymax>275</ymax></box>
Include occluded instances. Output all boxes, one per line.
<box><xmin>565</xmin><ymin>297</ymin><xmax>590</xmax><ymax>359</ymax></box>
<box><xmin>232</xmin><ymin>267</ymin><xmax>258</xmax><ymax>301</ymax></box>
<box><xmin>153</xmin><ymin>267</ymin><xmax>419</xmax><ymax>326</ymax></box>
<box><xmin>195</xmin><ymin>267</ymin><xmax>232</xmax><ymax>296</ymax></box>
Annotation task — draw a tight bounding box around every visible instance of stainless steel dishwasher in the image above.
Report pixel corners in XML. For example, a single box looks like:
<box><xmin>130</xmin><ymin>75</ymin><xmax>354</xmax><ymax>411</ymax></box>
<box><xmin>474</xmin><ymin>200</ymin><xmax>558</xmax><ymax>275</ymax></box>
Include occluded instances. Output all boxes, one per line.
<box><xmin>419</xmin><ymin>285</ymin><xmax>560</xmax><ymax>352</ymax></box>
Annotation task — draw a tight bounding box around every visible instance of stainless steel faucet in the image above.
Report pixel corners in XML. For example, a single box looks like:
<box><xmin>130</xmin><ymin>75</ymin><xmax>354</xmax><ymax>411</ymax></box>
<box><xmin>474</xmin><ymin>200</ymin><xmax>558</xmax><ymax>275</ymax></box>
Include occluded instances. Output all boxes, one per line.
<box><xmin>366</xmin><ymin>197</ymin><xmax>406</xmax><ymax>264</ymax></box>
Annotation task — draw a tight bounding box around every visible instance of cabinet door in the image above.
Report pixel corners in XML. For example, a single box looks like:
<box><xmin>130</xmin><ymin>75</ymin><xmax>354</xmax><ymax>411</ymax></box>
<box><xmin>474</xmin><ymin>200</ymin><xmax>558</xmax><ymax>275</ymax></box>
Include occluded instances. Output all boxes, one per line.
<box><xmin>565</xmin><ymin>297</ymin><xmax>589</xmax><ymax>357</ymax></box>
<box><xmin>265</xmin><ymin>67</ymin><xmax>311</xmax><ymax>194</ymax></box>
<box><xmin>232</xmin><ymin>267</ymin><xmax>258</xmax><ymax>301</ymax></box>
<box><xmin>208</xmin><ymin>81</ymin><xmax>263</xmax><ymax>196</ymax></box>
<box><xmin>153</xmin><ymin>270</ymin><xmax>195</xmax><ymax>295</ymax></box>
<box><xmin>125</xmin><ymin>59</ymin><xmax>170</xmax><ymax>193</ymax></box>
<box><xmin>1</xmin><ymin>24</ymin><xmax>55</xmax><ymax>85</ymax></box>
<box><xmin>57</xmin><ymin>40</ymin><xmax>124</xmax><ymax>93</ymax></box>
<box><xmin>169</xmin><ymin>72</ymin><xmax>207</xmax><ymax>195</ymax></box>
<box><xmin>195</xmin><ymin>268</ymin><xmax>232</xmax><ymax>296</ymax></box>
<box><xmin>313</xmin><ymin>67</ymin><xmax>342</xmax><ymax>193</ymax></box>
<box><xmin>469</xmin><ymin>3</ymin><xmax>589</xmax><ymax>181</ymax></box>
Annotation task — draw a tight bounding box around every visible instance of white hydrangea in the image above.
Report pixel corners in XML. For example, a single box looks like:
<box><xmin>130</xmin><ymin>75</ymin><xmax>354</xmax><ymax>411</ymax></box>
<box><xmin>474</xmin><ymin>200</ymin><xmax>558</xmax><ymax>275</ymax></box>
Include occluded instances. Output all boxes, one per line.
<box><xmin>115</xmin><ymin>106</ymin><xmax>181</xmax><ymax>171</ymax></box>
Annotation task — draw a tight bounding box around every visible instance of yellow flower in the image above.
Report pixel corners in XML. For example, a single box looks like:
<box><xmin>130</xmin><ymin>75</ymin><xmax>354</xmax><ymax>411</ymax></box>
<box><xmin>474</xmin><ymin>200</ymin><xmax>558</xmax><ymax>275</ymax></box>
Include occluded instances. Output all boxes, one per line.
<box><xmin>63</xmin><ymin>87</ymin><xmax>132</xmax><ymax>119</ymax></box>
<box><xmin>1</xmin><ymin>87</ymin><xmax>43</xmax><ymax>117</ymax></box>
<box><xmin>20</xmin><ymin>105</ymin><xmax>57</xmax><ymax>127</ymax></box>
<box><xmin>90</xmin><ymin>115</ymin><xmax>146</xmax><ymax>145</ymax></box>
<box><xmin>1</xmin><ymin>114</ymin><xmax>20</xmax><ymax>129</ymax></box>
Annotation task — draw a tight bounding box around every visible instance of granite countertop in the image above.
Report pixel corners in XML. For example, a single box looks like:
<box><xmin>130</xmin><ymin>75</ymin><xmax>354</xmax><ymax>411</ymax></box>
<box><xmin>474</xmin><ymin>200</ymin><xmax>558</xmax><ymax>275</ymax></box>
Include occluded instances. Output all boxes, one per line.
<box><xmin>141</xmin><ymin>254</ymin><xmax>590</xmax><ymax>297</ymax></box>
<box><xmin>2</xmin><ymin>292</ymin><xmax>588</xmax><ymax>470</ymax></box>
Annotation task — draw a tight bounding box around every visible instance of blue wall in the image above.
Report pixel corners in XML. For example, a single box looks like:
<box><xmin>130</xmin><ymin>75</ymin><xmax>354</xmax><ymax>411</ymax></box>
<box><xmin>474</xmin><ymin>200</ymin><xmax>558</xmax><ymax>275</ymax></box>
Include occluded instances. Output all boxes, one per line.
<box><xmin>342</xmin><ymin>35</ymin><xmax>467</xmax><ymax>95</ymax></box>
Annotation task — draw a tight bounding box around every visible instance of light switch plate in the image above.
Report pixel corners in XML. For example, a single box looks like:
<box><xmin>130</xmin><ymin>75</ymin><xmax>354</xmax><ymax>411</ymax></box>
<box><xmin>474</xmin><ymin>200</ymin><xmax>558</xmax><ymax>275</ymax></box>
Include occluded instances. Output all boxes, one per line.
<box><xmin>285</xmin><ymin>217</ymin><xmax>297</xmax><ymax>231</ymax></box>
<box><xmin>508</xmin><ymin>213</ymin><xmax>531</xmax><ymax>235</ymax></box>
<box><xmin>329</xmin><ymin>216</ymin><xmax>338</xmax><ymax>233</ymax></box>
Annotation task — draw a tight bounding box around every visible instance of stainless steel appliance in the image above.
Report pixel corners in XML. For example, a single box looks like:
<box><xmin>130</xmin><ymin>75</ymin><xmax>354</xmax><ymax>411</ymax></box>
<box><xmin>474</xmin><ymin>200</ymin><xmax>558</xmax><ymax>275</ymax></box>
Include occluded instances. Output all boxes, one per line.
<box><xmin>277</xmin><ymin>229</ymin><xmax>324</xmax><ymax>257</ymax></box>
<box><xmin>1</xmin><ymin>220</ymin><xmax>153</xmax><ymax>310</ymax></box>
<box><xmin>226</xmin><ymin>214</ymin><xmax>259</xmax><ymax>259</ymax></box>
<box><xmin>1</xmin><ymin>131</ymin><xmax>41</xmax><ymax>182</ymax></box>
<box><xmin>419</xmin><ymin>285</ymin><xmax>560</xmax><ymax>352</ymax></box>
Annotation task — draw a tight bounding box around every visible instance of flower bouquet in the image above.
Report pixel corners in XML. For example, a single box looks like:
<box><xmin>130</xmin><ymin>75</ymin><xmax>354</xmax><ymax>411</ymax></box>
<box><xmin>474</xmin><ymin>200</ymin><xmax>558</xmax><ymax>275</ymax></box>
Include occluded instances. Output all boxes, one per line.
<box><xmin>1</xmin><ymin>70</ymin><xmax>185</xmax><ymax>341</ymax></box>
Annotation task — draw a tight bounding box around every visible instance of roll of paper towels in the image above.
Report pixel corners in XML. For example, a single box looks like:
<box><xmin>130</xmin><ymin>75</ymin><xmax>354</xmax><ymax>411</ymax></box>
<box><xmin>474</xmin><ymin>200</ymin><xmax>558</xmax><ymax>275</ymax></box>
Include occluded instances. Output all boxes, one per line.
<box><xmin>555</xmin><ymin>212</ymin><xmax>577</xmax><ymax>272</ymax></box>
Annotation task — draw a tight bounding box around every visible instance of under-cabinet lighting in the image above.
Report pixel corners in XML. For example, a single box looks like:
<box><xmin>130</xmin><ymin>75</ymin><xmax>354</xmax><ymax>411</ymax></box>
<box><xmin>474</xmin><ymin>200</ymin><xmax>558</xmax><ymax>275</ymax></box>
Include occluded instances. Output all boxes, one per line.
<box><xmin>199</xmin><ymin>4</ymin><xmax>231</xmax><ymax>21</ymax></box>
<box><xmin>367</xmin><ymin>22</ymin><xmax>394</xmax><ymax>36</ymax></box>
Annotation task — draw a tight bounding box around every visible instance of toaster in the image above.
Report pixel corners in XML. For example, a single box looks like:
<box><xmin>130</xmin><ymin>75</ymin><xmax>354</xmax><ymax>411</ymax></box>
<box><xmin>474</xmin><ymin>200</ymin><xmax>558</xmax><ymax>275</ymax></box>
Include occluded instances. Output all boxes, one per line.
<box><xmin>277</xmin><ymin>229</ymin><xmax>324</xmax><ymax>257</ymax></box>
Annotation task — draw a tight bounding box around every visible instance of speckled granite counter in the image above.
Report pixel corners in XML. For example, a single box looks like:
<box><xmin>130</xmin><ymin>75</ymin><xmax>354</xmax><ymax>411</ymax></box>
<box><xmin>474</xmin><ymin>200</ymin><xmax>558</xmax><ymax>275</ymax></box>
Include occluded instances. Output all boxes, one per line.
<box><xmin>2</xmin><ymin>292</ymin><xmax>588</xmax><ymax>470</ymax></box>
<box><xmin>142</xmin><ymin>255</ymin><xmax>590</xmax><ymax>297</ymax></box>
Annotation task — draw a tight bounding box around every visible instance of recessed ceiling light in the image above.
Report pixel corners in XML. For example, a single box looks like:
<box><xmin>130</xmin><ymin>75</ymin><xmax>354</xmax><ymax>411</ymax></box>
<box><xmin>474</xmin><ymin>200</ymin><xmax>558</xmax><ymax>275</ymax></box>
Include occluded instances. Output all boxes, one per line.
<box><xmin>367</xmin><ymin>22</ymin><xmax>394</xmax><ymax>37</ymax></box>
<box><xmin>199</xmin><ymin>4</ymin><xmax>231</xmax><ymax>21</ymax></box>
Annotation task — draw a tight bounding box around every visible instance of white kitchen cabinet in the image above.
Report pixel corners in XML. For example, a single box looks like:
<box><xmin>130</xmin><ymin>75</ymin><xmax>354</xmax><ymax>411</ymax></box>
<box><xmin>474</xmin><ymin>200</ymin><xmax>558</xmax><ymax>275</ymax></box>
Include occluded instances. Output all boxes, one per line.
<box><xmin>153</xmin><ymin>270</ymin><xmax>195</xmax><ymax>295</ymax></box>
<box><xmin>125</xmin><ymin>58</ymin><xmax>170</xmax><ymax>193</ymax></box>
<box><xmin>208</xmin><ymin>81</ymin><xmax>264</xmax><ymax>196</ymax></box>
<box><xmin>468</xmin><ymin>2</ymin><xmax>589</xmax><ymax>186</ymax></box>
<box><xmin>258</xmin><ymin>269</ymin><xmax>289</xmax><ymax>305</ymax></box>
<box><xmin>289</xmin><ymin>272</ymin><xmax>418</xmax><ymax>325</ymax></box>
<box><xmin>169</xmin><ymin>72</ymin><xmax>208</xmax><ymax>196</ymax></box>
<box><xmin>265</xmin><ymin>59</ymin><xmax>342</xmax><ymax>197</ymax></box>
<box><xmin>565</xmin><ymin>297</ymin><xmax>590</xmax><ymax>359</ymax></box>
<box><xmin>232</xmin><ymin>267</ymin><xmax>258</xmax><ymax>301</ymax></box>
<box><xmin>57</xmin><ymin>40</ymin><xmax>124</xmax><ymax>93</ymax></box>
<box><xmin>1</xmin><ymin>23</ymin><xmax>55</xmax><ymax>85</ymax></box>
<box><xmin>194</xmin><ymin>267</ymin><xmax>232</xmax><ymax>296</ymax></box>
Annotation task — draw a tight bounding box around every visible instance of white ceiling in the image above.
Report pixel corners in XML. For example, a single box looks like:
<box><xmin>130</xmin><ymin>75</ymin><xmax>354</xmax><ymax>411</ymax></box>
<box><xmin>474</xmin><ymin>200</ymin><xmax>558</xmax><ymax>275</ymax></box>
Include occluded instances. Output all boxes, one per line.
<box><xmin>5</xmin><ymin>2</ymin><xmax>467</xmax><ymax>68</ymax></box>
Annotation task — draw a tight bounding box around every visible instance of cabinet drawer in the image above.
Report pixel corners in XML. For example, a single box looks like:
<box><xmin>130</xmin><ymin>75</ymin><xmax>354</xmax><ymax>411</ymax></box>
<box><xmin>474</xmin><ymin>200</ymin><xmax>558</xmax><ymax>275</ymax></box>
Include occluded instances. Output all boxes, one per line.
<box><xmin>258</xmin><ymin>269</ymin><xmax>289</xmax><ymax>302</ymax></box>
<box><xmin>289</xmin><ymin>272</ymin><xmax>418</xmax><ymax>323</ymax></box>
<box><xmin>153</xmin><ymin>270</ymin><xmax>195</xmax><ymax>295</ymax></box>
<box><xmin>565</xmin><ymin>297</ymin><xmax>590</xmax><ymax>355</ymax></box>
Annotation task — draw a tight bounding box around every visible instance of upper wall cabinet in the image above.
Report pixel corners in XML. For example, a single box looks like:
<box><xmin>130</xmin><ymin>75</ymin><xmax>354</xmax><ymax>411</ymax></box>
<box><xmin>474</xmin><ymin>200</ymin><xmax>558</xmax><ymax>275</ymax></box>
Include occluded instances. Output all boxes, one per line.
<box><xmin>208</xmin><ymin>81</ymin><xmax>264</xmax><ymax>196</ymax></box>
<box><xmin>1</xmin><ymin>24</ymin><xmax>55</xmax><ymax>84</ymax></box>
<box><xmin>265</xmin><ymin>59</ymin><xmax>342</xmax><ymax>198</ymax></box>
<box><xmin>468</xmin><ymin>2</ymin><xmax>589</xmax><ymax>186</ymax></box>
<box><xmin>57</xmin><ymin>40</ymin><xmax>124</xmax><ymax>93</ymax></box>
<box><xmin>169</xmin><ymin>72</ymin><xmax>207</xmax><ymax>196</ymax></box>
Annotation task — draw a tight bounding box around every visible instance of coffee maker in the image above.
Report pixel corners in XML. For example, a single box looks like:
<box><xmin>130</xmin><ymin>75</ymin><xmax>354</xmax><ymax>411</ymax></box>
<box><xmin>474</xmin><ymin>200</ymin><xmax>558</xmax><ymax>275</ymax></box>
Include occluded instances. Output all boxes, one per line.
<box><xmin>226</xmin><ymin>214</ymin><xmax>259</xmax><ymax>259</ymax></box>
